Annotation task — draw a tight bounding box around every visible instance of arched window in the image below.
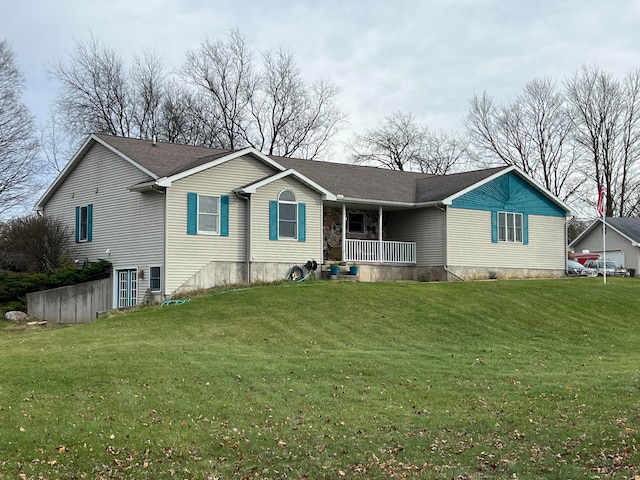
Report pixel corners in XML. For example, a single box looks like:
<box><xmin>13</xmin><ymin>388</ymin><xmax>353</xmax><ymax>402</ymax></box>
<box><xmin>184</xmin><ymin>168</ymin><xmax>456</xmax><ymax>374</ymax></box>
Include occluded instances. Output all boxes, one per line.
<box><xmin>278</xmin><ymin>190</ymin><xmax>298</xmax><ymax>239</ymax></box>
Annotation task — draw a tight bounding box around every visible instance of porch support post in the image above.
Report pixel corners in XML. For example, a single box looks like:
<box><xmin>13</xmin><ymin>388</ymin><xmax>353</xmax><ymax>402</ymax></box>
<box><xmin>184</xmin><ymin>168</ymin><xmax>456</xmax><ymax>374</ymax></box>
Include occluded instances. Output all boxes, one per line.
<box><xmin>341</xmin><ymin>203</ymin><xmax>346</xmax><ymax>262</ymax></box>
<box><xmin>378</xmin><ymin>206</ymin><xmax>383</xmax><ymax>263</ymax></box>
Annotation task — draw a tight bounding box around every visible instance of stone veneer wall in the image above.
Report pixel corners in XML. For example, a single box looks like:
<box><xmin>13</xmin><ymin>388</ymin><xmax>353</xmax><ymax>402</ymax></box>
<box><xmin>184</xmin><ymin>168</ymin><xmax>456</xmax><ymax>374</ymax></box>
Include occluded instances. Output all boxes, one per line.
<box><xmin>323</xmin><ymin>207</ymin><xmax>387</xmax><ymax>260</ymax></box>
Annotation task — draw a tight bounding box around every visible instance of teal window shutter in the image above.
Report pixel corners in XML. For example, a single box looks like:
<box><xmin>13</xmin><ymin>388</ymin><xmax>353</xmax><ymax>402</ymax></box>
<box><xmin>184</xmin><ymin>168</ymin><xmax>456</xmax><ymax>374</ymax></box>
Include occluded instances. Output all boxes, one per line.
<box><xmin>187</xmin><ymin>193</ymin><xmax>197</xmax><ymax>235</ymax></box>
<box><xmin>298</xmin><ymin>202</ymin><xmax>306</xmax><ymax>242</ymax></box>
<box><xmin>87</xmin><ymin>204</ymin><xmax>93</xmax><ymax>242</ymax></box>
<box><xmin>522</xmin><ymin>213</ymin><xmax>528</xmax><ymax>245</ymax></box>
<box><xmin>491</xmin><ymin>211</ymin><xmax>498</xmax><ymax>243</ymax></box>
<box><xmin>269</xmin><ymin>200</ymin><xmax>278</xmax><ymax>240</ymax></box>
<box><xmin>220</xmin><ymin>195</ymin><xmax>229</xmax><ymax>237</ymax></box>
<box><xmin>75</xmin><ymin>206</ymin><xmax>80</xmax><ymax>243</ymax></box>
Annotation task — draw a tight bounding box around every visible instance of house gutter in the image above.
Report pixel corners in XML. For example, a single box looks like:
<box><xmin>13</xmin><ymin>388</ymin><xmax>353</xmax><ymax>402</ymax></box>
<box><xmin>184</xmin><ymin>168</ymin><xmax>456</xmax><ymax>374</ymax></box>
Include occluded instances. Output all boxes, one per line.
<box><xmin>333</xmin><ymin>196</ymin><xmax>448</xmax><ymax>209</ymax></box>
<box><xmin>434</xmin><ymin>204</ymin><xmax>461</xmax><ymax>280</ymax></box>
<box><xmin>234</xmin><ymin>191</ymin><xmax>252</xmax><ymax>284</ymax></box>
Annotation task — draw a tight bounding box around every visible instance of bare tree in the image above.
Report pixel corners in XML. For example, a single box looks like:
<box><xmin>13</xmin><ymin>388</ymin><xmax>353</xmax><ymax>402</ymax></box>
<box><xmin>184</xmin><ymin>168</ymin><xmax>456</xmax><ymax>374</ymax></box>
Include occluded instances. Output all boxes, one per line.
<box><xmin>0</xmin><ymin>39</ymin><xmax>41</xmax><ymax>218</ymax></box>
<box><xmin>47</xmin><ymin>31</ymin><xmax>344</xmax><ymax>159</ymax></box>
<box><xmin>248</xmin><ymin>48</ymin><xmax>345</xmax><ymax>159</ymax></box>
<box><xmin>181</xmin><ymin>30</ymin><xmax>345</xmax><ymax>158</ymax></box>
<box><xmin>466</xmin><ymin>78</ymin><xmax>579</xmax><ymax>202</ymax></box>
<box><xmin>0</xmin><ymin>215</ymin><xmax>72</xmax><ymax>274</ymax></box>
<box><xmin>158</xmin><ymin>80</ymin><xmax>202</xmax><ymax>144</ymax></box>
<box><xmin>131</xmin><ymin>48</ymin><xmax>165</xmax><ymax>139</ymax></box>
<box><xmin>565</xmin><ymin>66</ymin><xmax>640</xmax><ymax>216</ymax></box>
<box><xmin>49</xmin><ymin>34</ymin><xmax>134</xmax><ymax>138</ymax></box>
<box><xmin>40</xmin><ymin>107</ymin><xmax>78</xmax><ymax>174</ymax></box>
<box><xmin>419</xmin><ymin>129</ymin><xmax>470</xmax><ymax>175</ymax></box>
<box><xmin>181</xmin><ymin>30</ymin><xmax>255</xmax><ymax>150</ymax></box>
<box><xmin>347</xmin><ymin>111</ymin><xmax>427</xmax><ymax>171</ymax></box>
<box><xmin>347</xmin><ymin>110</ymin><xmax>467</xmax><ymax>174</ymax></box>
<box><xmin>615</xmin><ymin>69</ymin><xmax>640</xmax><ymax>216</ymax></box>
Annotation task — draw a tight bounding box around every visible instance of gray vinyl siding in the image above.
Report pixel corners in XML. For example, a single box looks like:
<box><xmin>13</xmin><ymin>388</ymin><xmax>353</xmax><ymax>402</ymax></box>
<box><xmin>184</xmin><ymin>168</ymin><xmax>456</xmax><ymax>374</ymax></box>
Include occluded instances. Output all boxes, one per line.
<box><xmin>165</xmin><ymin>156</ymin><xmax>275</xmax><ymax>293</ymax></box>
<box><xmin>251</xmin><ymin>176</ymin><xmax>323</xmax><ymax>263</ymax></box>
<box><xmin>447</xmin><ymin>208</ymin><xmax>566</xmax><ymax>269</ymax></box>
<box><xmin>573</xmin><ymin>228</ymin><xmax>640</xmax><ymax>272</ymax></box>
<box><xmin>41</xmin><ymin>142</ymin><xmax>165</xmax><ymax>297</ymax></box>
<box><xmin>44</xmin><ymin>144</ymin><xmax>164</xmax><ymax>278</ymax></box>
<box><xmin>385</xmin><ymin>207</ymin><xmax>445</xmax><ymax>266</ymax></box>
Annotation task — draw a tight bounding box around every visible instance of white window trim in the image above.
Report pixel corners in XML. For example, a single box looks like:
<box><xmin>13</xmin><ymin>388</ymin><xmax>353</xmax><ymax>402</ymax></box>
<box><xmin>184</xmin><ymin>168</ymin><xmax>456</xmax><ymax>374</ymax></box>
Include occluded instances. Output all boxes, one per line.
<box><xmin>149</xmin><ymin>266</ymin><xmax>162</xmax><ymax>292</ymax></box>
<box><xmin>278</xmin><ymin>190</ymin><xmax>298</xmax><ymax>240</ymax></box>
<box><xmin>498</xmin><ymin>211</ymin><xmax>523</xmax><ymax>243</ymax></box>
<box><xmin>78</xmin><ymin>205</ymin><xmax>89</xmax><ymax>242</ymax></box>
<box><xmin>198</xmin><ymin>194</ymin><xmax>220</xmax><ymax>235</ymax></box>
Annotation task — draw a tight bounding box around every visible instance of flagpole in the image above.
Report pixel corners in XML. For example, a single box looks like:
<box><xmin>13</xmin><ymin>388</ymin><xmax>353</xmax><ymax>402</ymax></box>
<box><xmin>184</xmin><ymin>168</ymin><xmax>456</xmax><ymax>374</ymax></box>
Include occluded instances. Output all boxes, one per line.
<box><xmin>602</xmin><ymin>214</ymin><xmax>606</xmax><ymax>284</ymax></box>
<box><xmin>596</xmin><ymin>181</ymin><xmax>606</xmax><ymax>284</ymax></box>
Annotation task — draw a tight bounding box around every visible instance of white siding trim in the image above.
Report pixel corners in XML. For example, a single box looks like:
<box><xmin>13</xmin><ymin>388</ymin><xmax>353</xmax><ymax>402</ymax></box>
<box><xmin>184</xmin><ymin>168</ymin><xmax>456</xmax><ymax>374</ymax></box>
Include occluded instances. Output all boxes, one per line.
<box><xmin>238</xmin><ymin>169</ymin><xmax>337</xmax><ymax>200</ymax></box>
<box><xmin>157</xmin><ymin>148</ymin><xmax>286</xmax><ymax>187</ymax></box>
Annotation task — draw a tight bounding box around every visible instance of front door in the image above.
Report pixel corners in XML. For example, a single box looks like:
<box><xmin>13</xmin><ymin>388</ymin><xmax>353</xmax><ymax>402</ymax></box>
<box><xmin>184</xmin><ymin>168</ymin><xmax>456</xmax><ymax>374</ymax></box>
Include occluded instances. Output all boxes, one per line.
<box><xmin>117</xmin><ymin>269</ymin><xmax>138</xmax><ymax>308</ymax></box>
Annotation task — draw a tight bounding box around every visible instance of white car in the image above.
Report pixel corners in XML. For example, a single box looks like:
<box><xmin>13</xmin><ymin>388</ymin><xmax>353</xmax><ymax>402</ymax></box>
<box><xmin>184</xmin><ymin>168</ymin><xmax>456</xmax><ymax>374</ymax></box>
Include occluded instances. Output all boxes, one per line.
<box><xmin>583</xmin><ymin>260</ymin><xmax>627</xmax><ymax>277</ymax></box>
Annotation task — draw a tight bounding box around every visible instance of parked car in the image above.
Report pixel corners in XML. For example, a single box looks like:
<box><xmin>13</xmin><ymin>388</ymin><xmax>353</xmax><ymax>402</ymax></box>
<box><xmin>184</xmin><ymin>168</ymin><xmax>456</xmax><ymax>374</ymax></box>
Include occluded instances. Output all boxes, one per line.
<box><xmin>567</xmin><ymin>260</ymin><xmax>596</xmax><ymax>277</ymax></box>
<box><xmin>583</xmin><ymin>260</ymin><xmax>627</xmax><ymax>277</ymax></box>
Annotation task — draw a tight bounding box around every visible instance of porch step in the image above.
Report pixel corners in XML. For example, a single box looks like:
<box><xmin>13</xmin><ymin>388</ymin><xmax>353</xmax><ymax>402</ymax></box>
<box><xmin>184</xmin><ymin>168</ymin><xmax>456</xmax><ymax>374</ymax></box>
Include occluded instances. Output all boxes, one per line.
<box><xmin>321</xmin><ymin>265</ymin><xmax>359</xmax><ymax>281</ymax></box>
<box><xmin>330</xmin><ymin>273</ymin><xmax>358</xmax><ymax>282</ymax></box>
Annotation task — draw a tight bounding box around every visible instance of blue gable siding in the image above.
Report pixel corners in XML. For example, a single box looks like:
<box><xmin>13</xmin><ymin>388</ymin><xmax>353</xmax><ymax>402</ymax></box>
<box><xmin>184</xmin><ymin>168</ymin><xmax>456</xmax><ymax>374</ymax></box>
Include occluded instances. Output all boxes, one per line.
<box><xmin>451</xmin><ymin>172</ymin><xmax>566</xmax><ymax>217</ymax></box>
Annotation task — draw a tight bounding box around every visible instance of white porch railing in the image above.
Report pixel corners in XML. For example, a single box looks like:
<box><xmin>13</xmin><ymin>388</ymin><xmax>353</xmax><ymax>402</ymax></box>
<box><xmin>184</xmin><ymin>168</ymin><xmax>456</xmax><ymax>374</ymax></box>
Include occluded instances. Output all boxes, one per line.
<box><xmin>343</xmin><ymin>239</ymin><xmax>416</xmax><ymax>264</ymax></box>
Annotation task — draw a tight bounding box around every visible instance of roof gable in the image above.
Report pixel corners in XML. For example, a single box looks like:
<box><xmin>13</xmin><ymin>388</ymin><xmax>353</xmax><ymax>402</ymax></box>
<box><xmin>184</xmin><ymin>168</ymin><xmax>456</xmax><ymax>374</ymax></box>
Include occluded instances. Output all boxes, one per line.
<box><xmin>157</xmin><ymin>147</ymin><xmax>285</xmax><ymax>187</ymax></box>
<box><xmin>236</xmin><ymin>169</ymin><xmax>337</xmax><ymax>200</ymax></box>
<box><xmin>605</xmin><ymin>218</ymin><xmax>640</xmax><ymax>243</ymax></box>
<box><xmin>450</xmin><ymin>169</ymin><xmax>568</xmax><ymax>217</ymax></box>
<box><xmin>571</xmin><ymin>217</ymin><xmax>640</xmax><ymax>247</ymax></box>
<box><xmin>36</xmin><ymin>134</ymin><xmax>163</xmax><ymax>209</ymax></box>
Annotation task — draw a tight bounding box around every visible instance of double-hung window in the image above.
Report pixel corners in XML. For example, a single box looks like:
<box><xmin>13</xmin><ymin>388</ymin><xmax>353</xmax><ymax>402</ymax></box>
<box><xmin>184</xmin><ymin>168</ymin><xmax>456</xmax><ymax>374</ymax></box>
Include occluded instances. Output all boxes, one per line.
<box><xmin>498</xmin><ymin>212</ymin><xmax>523</xmax><ymax>243</ymax></box>
<box><xmin>187</xmin><ymin>193</ymin><xmax>229</xmax><ymax>236</ymax></box>
<box><xmin>149</xmin><ymin>266</ymin><xmax>161</xmax><ymax>292</ymax></box>
<box><xmin>278</xmin><ymin>190</ymin><xmax>298</xmax><ymax>239</ymax></box>
<box><xmin>198</xmin><ymin>195</ymin><xmax>220</xmax><ymax>234</ymax></box>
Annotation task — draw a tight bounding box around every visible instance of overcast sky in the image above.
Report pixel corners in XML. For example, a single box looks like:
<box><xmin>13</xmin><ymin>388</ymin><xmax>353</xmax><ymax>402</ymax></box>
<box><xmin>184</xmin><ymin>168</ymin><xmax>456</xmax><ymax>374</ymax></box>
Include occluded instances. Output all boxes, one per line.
<box><xmin>3</xmin><ymin>0</ymin><xmax>640</xmax><ymax>158</ymax></box>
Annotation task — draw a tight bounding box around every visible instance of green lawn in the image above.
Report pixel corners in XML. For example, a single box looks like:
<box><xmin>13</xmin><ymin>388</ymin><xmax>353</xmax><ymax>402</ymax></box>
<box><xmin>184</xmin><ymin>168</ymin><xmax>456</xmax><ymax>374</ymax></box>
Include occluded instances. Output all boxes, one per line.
<box><xmin>1</xmin><ymin>278</ymin><xmax>639</xmax><ymax>479</ymax></box>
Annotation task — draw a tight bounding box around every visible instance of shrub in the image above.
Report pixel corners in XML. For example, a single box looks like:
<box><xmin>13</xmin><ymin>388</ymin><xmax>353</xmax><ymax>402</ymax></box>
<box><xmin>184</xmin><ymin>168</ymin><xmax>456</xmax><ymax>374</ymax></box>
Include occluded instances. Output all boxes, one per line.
<box><xmin>0</xmin><ymin>215</ymin><xmax>72</xmax><ymax>274</ymax></box>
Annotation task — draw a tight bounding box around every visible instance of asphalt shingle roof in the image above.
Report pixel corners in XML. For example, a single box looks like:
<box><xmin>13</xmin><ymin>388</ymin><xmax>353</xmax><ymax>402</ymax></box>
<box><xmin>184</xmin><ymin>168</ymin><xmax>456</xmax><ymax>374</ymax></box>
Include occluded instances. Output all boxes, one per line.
<box><xmin>605</xmin><ymin>217</ymin><xmax>640</xmax><ymax>243</ymax></box>
<box><xmin>95</xmin><ymin>134</ymin><xmax>230</xmax><ymax>178</ymax></box>
<box><xmin>95</xmin><ymin>134</ymin><xmax>512</xmax><ymax>204</ymax></box>
<box><xmin>414</xmin><ymin>167</ymin><xmax>506</xmax><ymax>203</ymax></box>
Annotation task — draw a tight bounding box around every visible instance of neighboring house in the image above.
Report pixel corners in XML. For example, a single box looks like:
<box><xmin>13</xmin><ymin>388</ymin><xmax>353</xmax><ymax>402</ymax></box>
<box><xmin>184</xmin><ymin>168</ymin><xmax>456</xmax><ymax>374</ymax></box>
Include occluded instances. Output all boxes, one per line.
<box><xmin>35</xmin><ymin>134</ymin><xmax>571</xmax><ymax>308</ymax></box>
<box><xmin>570</xmin><ymin>217</ymin><xmax>640</xmax><ymax>275</ymax></box>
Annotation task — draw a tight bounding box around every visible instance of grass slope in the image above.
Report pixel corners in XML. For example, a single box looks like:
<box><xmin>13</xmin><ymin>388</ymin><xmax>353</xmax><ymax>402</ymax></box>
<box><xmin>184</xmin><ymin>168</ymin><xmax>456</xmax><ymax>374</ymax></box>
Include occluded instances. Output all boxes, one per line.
<box><xmin>1</xmin><ymin>278</ymin><xmax>639</xmax><ymax>479</ymax></box>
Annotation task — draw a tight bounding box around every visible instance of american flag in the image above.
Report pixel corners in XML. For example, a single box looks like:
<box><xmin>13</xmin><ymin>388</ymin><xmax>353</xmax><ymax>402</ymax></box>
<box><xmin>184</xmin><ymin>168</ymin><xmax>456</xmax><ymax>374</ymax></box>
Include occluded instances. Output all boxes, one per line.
<box><xmin>596</xmin><ymin>183</ymin><xmax>606</xmax><ymax>217</ymax></box>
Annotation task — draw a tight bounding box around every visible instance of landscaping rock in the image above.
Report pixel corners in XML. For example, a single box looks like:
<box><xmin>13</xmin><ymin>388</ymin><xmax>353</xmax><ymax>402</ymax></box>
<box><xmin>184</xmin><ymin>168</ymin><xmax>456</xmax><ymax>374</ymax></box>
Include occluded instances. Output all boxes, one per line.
<box><xmin>4</xmin><ymin>311</ymin><xmax>29</xmax><ymax>322</ymax></box>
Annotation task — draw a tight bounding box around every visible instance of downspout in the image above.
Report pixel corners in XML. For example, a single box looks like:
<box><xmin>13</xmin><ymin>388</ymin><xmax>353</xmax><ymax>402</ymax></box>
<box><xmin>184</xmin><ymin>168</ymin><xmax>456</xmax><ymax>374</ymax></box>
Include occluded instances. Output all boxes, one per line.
<box><xmin>235</xmin><ymin>191</ymin><xmax>251</xmax><ymax>284</ymax></box>
<box><xmin>163</xmin><ymin>187</ymin><xmax>169</xmax><ymax>300</ymax></box>
<box><xmin>437</xmin><ymin>204</ymin><xmax>463</xmax><ymax>281</ymax></box>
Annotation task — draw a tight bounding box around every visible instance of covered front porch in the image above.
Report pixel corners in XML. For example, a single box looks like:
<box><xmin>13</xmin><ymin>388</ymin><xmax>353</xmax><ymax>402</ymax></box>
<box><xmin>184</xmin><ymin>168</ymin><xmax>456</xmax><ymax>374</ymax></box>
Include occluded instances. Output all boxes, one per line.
<box><xmin>323</xmin><ymin>205</ymin><xmax>416</xmax><ymax>264</ymax></box>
